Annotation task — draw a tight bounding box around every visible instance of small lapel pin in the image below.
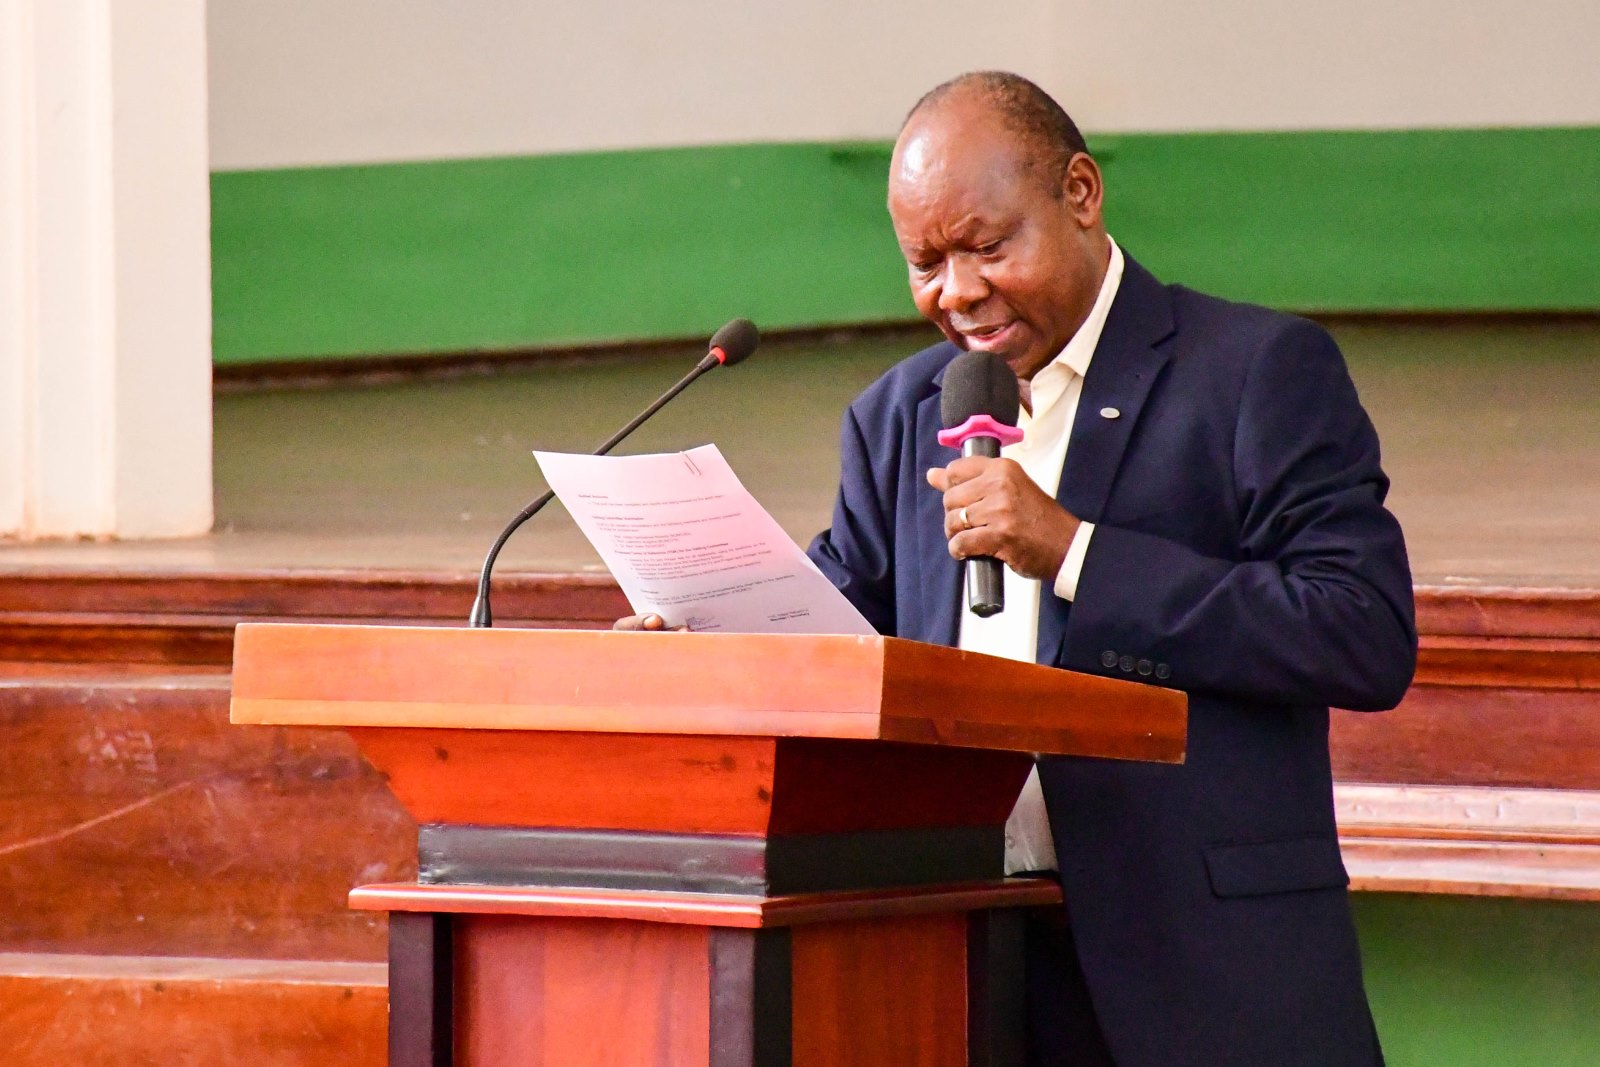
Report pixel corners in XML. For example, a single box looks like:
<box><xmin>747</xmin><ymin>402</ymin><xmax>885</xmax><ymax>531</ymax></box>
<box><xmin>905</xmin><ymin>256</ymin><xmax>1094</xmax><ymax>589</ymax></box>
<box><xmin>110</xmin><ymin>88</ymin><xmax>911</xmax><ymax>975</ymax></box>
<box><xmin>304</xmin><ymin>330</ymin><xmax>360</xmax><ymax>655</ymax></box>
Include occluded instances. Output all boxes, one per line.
<box><xmin>1100</xmin><ymin>407</ymin><xmax>1121</xmax><ymax>420</ymax></box>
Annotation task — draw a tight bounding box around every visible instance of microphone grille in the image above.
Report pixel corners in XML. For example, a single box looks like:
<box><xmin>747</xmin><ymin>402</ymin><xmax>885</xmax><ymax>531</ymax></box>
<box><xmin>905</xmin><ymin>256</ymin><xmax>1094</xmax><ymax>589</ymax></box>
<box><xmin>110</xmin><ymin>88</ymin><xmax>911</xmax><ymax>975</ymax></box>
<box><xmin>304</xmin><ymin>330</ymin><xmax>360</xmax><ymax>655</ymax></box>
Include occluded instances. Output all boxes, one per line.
<box><xmin>710</xmin><ymin>318</ymin><xmax>760</xmax><ymax>366</ymax></box>
<box><xmin>940</xmin><ymin>350</ymin><xmax>1020</xmax><ymax>428</ymax></box>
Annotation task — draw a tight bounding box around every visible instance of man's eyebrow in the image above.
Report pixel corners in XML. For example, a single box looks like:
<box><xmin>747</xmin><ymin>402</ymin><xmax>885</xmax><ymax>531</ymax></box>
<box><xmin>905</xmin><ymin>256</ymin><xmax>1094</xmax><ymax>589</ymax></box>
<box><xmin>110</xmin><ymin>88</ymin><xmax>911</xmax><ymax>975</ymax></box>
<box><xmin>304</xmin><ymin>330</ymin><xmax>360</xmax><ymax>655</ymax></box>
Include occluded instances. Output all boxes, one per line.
<box><xmin>946</xmin><ymin>214</ymin><xmax>984</xmax><ymax>239</ymax></box>
<box><xmin>947</xmin><ymin>214</ymin><xmax>1015</xmax><ymax>244</ymax></box>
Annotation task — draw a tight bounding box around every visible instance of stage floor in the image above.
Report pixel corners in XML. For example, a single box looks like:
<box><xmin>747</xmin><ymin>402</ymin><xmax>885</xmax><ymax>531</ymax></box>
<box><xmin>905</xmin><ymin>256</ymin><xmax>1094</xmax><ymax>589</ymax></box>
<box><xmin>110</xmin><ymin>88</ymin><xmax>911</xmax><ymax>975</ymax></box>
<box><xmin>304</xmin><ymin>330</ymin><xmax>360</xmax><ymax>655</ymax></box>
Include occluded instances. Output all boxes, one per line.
<box><xmin>2</xmin><ymin>319</ymin><xmax>1596</xmax><ymax>588</ymax></box>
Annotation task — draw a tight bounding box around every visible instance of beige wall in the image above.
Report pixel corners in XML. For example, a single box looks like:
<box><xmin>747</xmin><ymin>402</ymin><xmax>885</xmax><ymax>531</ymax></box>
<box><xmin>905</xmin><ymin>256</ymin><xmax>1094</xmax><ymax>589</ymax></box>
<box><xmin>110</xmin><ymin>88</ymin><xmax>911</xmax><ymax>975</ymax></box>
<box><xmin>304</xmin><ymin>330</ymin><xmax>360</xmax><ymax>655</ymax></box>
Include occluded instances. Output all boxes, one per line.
<box><xmin>1047</xmin><ymin>0</ymin><xmax>1600</xmax><ymax>134</ymax></box>
<box><xmin>207</xmin><ymin>0</ymin><xmax>1051</xmax><ymax>169</ymax></box>
<box><xmin>209</xmin><ymin>0</ymin><xmax>1600</xmax><ymax>171</ymax></box>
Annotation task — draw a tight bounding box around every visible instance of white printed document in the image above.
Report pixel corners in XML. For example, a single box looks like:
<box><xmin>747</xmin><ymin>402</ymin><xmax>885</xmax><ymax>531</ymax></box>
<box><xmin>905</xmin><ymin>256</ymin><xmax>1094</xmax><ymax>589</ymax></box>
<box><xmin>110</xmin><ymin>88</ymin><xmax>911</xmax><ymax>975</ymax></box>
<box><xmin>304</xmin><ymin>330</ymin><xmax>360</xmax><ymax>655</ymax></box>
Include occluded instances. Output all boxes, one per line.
<box><xmin>533</xmin><ymin>444</ymin><xmax>876</xmax><ymax>636</ymax></box>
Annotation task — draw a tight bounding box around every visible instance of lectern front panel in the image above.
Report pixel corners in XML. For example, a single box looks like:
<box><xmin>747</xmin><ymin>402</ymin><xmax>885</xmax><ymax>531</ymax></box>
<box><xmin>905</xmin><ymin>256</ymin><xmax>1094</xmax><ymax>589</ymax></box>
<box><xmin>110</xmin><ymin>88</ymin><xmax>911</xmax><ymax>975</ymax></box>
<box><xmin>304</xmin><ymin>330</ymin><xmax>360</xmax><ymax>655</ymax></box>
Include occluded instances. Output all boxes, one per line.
<box><xmin>454</xmin><ymin>916</ymin><xmax>712</xmax><ymax>1066</ymax></box>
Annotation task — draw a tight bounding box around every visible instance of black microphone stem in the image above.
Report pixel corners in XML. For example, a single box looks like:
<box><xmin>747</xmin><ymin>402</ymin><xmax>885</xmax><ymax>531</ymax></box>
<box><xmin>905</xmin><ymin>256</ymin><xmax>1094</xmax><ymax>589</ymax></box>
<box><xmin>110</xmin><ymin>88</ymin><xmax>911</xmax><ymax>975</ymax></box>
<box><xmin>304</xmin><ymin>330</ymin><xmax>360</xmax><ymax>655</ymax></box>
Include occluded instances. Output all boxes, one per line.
<box><xmin>467</xmin><ymin>353</ymin><xmax>719</xmax><ymax>628</ymax></box>
<box><xmin>962</xmin><ymin>435</ymin><xmax>1005</xmax><ymax>617</ymax></box>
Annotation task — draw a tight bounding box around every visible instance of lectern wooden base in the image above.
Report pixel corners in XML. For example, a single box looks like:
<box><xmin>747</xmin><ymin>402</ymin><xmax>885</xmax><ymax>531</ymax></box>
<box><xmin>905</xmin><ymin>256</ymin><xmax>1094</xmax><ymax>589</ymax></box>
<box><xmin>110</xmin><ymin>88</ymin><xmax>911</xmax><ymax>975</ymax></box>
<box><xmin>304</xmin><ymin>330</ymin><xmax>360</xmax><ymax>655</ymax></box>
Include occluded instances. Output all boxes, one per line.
<box><xmin>230</xmin><ymin>625</ymin><xmax>1185</xmax><ymax>1067</ymax></box>
<box><xmin>353</xmin><ymin>880</ymin><xmax>1061</xmax><ymax>1067</ymax></box>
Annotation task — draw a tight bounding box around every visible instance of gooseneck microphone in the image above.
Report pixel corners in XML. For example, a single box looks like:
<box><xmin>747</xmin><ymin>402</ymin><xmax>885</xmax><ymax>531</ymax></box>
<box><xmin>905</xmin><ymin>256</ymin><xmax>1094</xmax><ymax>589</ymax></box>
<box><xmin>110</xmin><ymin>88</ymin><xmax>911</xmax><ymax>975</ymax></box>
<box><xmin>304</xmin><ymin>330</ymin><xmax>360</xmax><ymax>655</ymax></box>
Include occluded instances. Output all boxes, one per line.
<box><xmin>468</xmin><ymin>318</ymin><xmax>761</xmax><ymax>627</ymax></box>
<box><xmin>937</xmin><ymin>350</ymin><xmax>1024</xmax><ymax>618</ymax></box>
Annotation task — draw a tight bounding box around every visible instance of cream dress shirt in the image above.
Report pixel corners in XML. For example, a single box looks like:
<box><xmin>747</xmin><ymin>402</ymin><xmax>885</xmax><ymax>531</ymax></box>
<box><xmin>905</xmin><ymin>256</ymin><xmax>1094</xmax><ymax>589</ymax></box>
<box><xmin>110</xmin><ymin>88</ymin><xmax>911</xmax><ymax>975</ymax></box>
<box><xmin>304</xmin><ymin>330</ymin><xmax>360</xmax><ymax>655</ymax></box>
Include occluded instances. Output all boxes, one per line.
<box><xmin>957</xmin><ymin>237</ymin><xmax>1125</xmax><ymax>874</ymax></box>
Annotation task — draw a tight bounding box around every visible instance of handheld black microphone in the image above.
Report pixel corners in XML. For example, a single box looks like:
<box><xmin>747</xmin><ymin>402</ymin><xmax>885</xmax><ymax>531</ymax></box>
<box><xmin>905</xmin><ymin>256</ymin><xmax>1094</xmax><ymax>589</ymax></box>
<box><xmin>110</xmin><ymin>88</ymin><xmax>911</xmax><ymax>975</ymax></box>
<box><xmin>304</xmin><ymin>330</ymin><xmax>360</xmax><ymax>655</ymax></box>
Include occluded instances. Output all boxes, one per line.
<box><xmin>468</xmin><ymin>318</ymin><xmax>760</xmax><ymax>627</ymax></box>
<box><xmin>937</xmin><ymin>350</ymin><xmax>1023</xmax><ymax>618</ymax></box>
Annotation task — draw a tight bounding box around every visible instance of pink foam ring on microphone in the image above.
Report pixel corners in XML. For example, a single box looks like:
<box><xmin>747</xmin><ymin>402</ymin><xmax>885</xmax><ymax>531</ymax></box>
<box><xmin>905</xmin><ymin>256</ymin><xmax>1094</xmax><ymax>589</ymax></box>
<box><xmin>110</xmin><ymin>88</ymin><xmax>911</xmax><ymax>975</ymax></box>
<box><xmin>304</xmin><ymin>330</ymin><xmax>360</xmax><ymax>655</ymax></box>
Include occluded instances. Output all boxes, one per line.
<box><xmin>709</xmin><ymin>346</ymin><xmax>729</xmax><ymax>364</ymax></box>
<box><xmin>937</xmin><ymin>414</ymin><xmax>1024</xmax><ymax>449</ymax></box>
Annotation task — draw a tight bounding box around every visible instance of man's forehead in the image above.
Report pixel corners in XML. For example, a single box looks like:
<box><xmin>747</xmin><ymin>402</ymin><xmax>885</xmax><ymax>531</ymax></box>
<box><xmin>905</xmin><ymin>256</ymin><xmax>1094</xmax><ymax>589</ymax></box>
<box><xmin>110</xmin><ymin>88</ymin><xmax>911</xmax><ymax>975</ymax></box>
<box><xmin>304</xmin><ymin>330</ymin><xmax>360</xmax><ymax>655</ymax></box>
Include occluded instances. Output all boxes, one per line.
<box><xmin>895</xmin><ymin>132</ymin><xmax>940</xmax><ymax>181</ymax></box>
<box><xmin>894</xmin><ymin>101</ymin><xmax>1031</xmax><ymax>187</ymax></box>
<box><xmin>891</xmin><ymin>126</ymin><xmax>1032</xmax><ymax>214</ymax></box>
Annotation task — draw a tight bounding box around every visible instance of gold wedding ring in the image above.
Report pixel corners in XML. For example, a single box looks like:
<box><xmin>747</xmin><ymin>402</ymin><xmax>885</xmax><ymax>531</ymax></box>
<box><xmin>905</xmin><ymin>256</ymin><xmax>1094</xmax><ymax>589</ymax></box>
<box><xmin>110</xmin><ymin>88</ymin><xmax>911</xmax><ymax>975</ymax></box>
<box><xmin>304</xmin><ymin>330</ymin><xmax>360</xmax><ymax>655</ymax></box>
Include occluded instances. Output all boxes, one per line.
<box><xmin>958</xmin><ymin>505</ymin><xmax>972</xmax><ymax>531</ymax></box>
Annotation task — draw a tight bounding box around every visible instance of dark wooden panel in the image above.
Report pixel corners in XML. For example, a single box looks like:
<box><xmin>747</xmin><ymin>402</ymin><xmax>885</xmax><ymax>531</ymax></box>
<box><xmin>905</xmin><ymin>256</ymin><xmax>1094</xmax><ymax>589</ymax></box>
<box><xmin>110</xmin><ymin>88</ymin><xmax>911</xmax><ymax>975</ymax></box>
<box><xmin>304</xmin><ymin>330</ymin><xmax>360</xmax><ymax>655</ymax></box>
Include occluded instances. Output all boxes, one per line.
<box><xmin>966</xmin><ymin>910</ymin><xmax>1026</xmax><ymax>1067</ymax></box>
<box><xmin>709</xmin><ymin>928</ymin><xmax>793</xmax><ymax>1067</ymax></box>
<box><xmin>390</xmin><ymin>913</ymin><xmax>453</xmax><ymax>1067</ymax></box>
<box><xmin>454</xmin><ymin>915</ymin><xmax>711</xmax><ymax>1066</ymax></box>
<box><xmin>768</xmin><ymin>739</ymin><xmax>1030</xmax><ymax>834</ymax></box>
<box><xmin>0</xmin><ymin>953</ymin><xmax>386</xmax><ymax>1067</ymax></box>
<box><xmin>0</xmin><ymin>673</ymin><xmax>413</xmax><ymax>959</ymax></box>
<box><xmin>762</xmin><ymin>826</ymin><xmax>1002</xmax><ymax>894</ymax></box>
<box><xmin>789</xmin><ymin>913</ymin><xmax>968</xmax><ymax>1067</ymax></box>
<box><xmin>1331</xmin><ymin>684</ymin><xmax>1600</xmax><ymax>789</ymax></box>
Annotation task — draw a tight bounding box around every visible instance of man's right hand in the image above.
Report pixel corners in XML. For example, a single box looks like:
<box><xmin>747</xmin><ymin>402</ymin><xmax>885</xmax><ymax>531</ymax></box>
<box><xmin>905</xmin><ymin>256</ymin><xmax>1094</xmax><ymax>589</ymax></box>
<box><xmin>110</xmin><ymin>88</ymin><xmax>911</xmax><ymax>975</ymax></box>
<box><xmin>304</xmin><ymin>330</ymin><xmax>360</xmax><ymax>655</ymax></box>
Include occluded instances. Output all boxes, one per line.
<box><xmin>611</xmin><ymin>613</ymin><xmax>688</xmax><ymax>632</ymax></box>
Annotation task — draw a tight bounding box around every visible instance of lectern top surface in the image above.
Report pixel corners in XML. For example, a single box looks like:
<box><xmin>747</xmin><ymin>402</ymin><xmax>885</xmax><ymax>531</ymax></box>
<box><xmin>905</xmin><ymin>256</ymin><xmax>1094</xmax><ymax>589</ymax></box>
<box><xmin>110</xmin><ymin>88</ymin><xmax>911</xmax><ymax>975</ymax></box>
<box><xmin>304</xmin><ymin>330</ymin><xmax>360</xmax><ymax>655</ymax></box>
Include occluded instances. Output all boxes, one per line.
<box><xmin>229</xmin><ymin>623</ymin><xmax>1185</xmax><ymax>763</ymax></box>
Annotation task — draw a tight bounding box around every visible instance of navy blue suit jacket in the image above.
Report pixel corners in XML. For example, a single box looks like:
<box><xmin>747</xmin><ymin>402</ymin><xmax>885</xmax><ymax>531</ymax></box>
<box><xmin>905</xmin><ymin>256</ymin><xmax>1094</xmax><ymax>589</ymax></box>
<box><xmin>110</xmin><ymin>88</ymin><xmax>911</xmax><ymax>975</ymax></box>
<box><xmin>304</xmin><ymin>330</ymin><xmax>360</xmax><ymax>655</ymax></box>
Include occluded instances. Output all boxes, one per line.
<box><xmin>808</xmin><ymin>255</ymin><xmax>1416</xmax><ymax>1066</ymax></box>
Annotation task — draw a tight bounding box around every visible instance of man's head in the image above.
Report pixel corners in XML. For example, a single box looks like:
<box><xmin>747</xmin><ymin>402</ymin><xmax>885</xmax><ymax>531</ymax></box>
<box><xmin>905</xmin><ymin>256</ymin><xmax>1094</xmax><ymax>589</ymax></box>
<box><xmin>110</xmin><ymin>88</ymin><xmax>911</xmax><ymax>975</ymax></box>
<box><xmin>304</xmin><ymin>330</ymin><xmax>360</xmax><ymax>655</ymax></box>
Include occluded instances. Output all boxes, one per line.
<box><xmin>889</xmin><ymin>72</ymin><xmax>1108</xmax><ymax>381</ymax></box>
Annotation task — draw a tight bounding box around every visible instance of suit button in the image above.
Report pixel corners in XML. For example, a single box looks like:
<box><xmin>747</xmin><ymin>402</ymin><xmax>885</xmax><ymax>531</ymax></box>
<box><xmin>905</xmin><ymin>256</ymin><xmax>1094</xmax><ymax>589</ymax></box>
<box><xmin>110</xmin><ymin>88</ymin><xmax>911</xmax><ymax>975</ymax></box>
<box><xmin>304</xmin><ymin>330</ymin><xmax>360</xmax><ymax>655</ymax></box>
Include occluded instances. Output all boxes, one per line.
<box><xmin>1100</xmin><ymin>651</ymin><xmax>1117</xmax><ymax>668</ymax></box>
<box><xmin>1119</xmin><ymin>655</ymin><xmax>1135</xmax><ymax>672</ymax></box>
<box><xmin>1137</xmin><ymin>659</ymin><xmax>1153</xmax><ymax>676</ymax></box>
<box><xmin>1155</xmin><ymin>663</ymin><xmax>1171</xmax><ymax>680</ymax></box>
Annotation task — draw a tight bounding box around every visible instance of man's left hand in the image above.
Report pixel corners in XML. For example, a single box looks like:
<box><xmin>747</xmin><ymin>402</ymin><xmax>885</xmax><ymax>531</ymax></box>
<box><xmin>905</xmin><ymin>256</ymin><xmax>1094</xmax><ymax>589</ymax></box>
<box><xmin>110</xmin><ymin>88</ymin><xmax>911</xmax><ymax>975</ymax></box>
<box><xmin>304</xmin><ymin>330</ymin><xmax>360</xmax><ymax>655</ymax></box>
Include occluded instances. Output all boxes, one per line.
<box><xmin>927</xmin><ymin>456</ymin><xmax>1081</xmax><ymax>581</ymax></box>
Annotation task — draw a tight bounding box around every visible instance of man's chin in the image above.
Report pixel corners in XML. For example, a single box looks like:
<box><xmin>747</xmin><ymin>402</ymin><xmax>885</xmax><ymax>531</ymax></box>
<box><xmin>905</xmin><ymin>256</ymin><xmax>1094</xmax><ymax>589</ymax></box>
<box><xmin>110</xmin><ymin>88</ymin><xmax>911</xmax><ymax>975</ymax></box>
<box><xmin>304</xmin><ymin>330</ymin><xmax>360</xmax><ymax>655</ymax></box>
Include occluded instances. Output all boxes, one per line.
<box><xmin>980</xmin><ymin>340</ymin><xmax>1048</xmax><ymax>381</ymax></box>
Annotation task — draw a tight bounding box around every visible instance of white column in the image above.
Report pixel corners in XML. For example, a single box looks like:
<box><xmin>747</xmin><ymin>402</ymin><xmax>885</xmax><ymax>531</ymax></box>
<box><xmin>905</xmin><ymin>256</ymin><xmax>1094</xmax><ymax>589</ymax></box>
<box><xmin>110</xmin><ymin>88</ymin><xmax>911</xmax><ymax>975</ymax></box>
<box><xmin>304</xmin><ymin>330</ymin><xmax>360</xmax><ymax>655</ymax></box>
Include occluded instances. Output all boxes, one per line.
<box><xmin>0</xmin><ymin>0</ymin><xmax>211</xmax><ymax>541</ymax></box>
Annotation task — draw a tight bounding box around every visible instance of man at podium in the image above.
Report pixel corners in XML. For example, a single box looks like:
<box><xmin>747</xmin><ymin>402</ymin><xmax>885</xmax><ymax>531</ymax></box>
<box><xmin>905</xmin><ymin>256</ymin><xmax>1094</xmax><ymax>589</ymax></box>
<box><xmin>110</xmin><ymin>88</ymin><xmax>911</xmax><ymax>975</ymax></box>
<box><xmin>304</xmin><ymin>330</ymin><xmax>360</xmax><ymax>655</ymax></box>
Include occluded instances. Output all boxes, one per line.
<box><xmin>802</xmin><ymin>72</ymin><xmax>1417</xmax><ymax>1066</ymax></box>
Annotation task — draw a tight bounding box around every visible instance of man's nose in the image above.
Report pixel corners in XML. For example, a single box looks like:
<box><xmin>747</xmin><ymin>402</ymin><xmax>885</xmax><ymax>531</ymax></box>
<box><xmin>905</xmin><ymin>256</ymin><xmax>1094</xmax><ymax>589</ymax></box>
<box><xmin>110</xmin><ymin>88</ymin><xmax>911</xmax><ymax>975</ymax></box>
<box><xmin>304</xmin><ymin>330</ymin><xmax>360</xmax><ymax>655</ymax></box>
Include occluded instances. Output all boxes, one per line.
<box><xmin>938</xmin><ymin>256</ymin><xmax>988</xmax><ymax>313</ymax></box>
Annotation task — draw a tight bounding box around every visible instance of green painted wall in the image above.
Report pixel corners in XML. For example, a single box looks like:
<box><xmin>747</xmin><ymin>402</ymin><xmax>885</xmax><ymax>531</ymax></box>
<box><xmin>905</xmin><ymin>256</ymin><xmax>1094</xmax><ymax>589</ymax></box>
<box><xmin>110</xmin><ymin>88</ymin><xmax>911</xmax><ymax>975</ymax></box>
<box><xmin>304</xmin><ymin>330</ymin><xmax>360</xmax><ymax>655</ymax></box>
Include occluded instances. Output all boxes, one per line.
<box><xmin>210</xmin><ymin>143</ymin><xmax>909</xmax><ymax>364</ymax></box>
<box><xmin>1355</xmin><ymin>894</ymin><xmax>1600</xmax><ymax>1065</ymax></box>
<box><xmin>210</xmin><ymin>127</ymin><xmax>1600</xmax><ymax>364</ymax></box>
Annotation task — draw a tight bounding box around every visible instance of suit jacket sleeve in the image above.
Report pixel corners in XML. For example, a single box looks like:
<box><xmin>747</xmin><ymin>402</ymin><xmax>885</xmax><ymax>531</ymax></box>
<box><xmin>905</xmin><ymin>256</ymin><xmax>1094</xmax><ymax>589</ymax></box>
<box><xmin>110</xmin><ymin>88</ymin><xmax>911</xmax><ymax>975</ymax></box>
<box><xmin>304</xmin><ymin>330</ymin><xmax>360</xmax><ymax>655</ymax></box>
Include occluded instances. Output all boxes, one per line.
<box><xmin>808</xmin><ymin>403</ymin><xmax>898</xmax><ymax>636</ymax></box>
<box><xmin>1062</xmin><ymin>319</ymin><xmax>1417</xmax><ymax>711</ymax></box>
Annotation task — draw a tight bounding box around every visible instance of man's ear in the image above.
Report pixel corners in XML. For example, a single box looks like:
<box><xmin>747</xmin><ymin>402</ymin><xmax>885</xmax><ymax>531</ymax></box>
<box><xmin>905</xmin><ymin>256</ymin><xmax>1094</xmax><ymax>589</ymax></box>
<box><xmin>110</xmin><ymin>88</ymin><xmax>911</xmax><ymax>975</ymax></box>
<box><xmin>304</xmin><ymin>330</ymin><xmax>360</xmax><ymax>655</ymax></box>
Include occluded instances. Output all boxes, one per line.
<box><xmin>1062</xmin><ymin>152</ymin><xmax>1104</xmax><ymax>228</ymax></box>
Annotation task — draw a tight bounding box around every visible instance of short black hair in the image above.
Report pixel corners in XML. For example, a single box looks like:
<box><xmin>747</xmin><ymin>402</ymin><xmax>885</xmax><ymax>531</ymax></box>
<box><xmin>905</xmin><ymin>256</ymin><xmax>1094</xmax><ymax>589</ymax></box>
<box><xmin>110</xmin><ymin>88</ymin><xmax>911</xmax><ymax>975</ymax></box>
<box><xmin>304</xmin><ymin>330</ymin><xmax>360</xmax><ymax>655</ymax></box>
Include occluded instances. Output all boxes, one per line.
<box><xmin>905</xmin><ymin>71</ymin><xmax>1090</xmax><ymax>196</ymax></box>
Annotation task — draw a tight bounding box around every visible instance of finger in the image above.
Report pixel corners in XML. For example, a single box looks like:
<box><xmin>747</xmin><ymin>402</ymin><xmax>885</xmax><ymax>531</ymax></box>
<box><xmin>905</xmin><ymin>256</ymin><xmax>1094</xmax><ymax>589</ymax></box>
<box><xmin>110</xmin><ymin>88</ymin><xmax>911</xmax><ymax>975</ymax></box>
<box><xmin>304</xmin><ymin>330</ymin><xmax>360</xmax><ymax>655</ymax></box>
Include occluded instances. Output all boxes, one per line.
<box><xmin>942</xmin><ymin>456</ymin><xmax>1000</xmax><ymax>487</ymax></box>
<box><xmin>613</xmin><ymin>613</ymin><xmax>668</xmax><ymax>631</ymax></box>
<box><xmin>942</xmin><ymin>476</ymin><xmax>993</xmax><ymax>514</ymax></box>
<box><xmin>946</xmin><ymin>466</ymin><xmax>1030</xmax><ymax>519</ymax></box>
<box><xmin>944</xmin><ymin>500</ymin><xmax>988</xmax><ymax>540</ymax></box>
<box><xmin>929</xmin><ymin>456</ymin><xmax>1005</xmax><ymax>493</ymax></box>
<box><xmin>946</xmin><ymin>526</ymin><xmax>1004</xmax><ymax>562</ymax></box>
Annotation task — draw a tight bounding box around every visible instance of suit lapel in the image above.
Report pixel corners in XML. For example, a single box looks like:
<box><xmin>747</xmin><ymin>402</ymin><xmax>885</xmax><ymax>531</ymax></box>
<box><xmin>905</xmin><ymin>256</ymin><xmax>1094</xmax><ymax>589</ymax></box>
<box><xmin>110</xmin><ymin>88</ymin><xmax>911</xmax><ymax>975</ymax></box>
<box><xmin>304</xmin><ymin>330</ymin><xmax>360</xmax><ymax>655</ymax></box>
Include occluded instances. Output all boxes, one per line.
<box><xmin>915</xmin><ymin>387</ymin><xmax>962</xmax><ymax>647</ymax></box>
<box><xmin>1058</xmin><ymin>256</ymin><xmax>1175</xmax><ymax>522</ymax></box>
<box><xmin>1038</xmin><ymin>255</ymin><xmax>1177</xmax><ymax>664</ymax></box>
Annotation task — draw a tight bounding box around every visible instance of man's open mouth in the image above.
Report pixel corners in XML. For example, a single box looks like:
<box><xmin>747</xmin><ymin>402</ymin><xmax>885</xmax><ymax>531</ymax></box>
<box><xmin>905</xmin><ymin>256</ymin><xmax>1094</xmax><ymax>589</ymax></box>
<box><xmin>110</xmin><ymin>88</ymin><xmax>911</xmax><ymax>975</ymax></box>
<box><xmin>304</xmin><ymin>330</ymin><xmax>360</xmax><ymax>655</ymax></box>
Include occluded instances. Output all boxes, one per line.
<box><xmin>958</xmin><ymin>321</ymin><xmax>1019</xmax><ymax>348</ymax></box>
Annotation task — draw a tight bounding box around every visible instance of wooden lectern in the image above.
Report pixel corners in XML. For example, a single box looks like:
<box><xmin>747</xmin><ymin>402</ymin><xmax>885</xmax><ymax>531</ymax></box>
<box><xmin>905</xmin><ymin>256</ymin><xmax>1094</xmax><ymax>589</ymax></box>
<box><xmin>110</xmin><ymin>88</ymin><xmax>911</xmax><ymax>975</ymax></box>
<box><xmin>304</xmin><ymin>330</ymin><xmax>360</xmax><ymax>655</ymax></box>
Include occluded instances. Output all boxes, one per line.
<box><xmin>231</xmin><ymin>624</ymin><xmax>1186</xmax><ymax>1066</ymax></box>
